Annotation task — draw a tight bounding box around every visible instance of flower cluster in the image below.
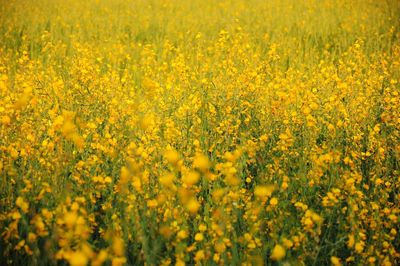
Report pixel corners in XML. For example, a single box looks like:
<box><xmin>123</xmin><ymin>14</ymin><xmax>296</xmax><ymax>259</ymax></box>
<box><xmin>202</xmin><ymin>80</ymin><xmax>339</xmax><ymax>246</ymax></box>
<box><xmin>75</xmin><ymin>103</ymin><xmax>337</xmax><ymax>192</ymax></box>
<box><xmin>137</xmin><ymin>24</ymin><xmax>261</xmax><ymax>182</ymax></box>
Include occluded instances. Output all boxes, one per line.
<box><xmin>1</xmin><ymin>0</ymin><xmax>399</xmax><ymax>265</ymax></box>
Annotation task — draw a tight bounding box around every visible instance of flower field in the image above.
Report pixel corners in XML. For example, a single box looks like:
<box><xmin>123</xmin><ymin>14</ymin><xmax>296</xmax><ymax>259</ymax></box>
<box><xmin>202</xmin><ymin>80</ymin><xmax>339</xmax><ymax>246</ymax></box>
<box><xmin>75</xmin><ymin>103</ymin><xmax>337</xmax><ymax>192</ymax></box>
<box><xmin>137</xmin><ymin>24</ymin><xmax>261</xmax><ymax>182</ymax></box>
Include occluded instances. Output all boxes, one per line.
<box><xmin>0</xmin><ymin>0</ymin><xmax>399</xmax><ymax>265</ymax></box>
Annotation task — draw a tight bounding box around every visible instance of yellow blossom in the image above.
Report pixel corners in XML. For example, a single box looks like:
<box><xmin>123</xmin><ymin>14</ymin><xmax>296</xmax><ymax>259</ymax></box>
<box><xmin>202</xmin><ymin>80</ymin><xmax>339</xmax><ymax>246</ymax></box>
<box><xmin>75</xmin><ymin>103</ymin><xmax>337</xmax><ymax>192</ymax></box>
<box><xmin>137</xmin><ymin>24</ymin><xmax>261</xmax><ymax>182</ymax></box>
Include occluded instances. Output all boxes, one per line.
<box><xmin>16</xmin><ymin>197</ymin><xmax>29</xmax><ymax>213</ymax></box>
<box><xmin>270</xmin><ymin>244</ymin><xmax>286</xmax><ymax>261</ymax></box>
<box><xmin>331</xmin><ymin>256</ymin><xmax>341</xmax><ymax>266</ymax></box>
<box><xmin>254</xmin><ymin>185</ymin><xmax>275</xmax><ymax>200</ymax></box>
<box><xmin>68</xmin><ymin>251</ymin><xmax>88</xmax><ymax>266</ymax></box>
<box><xmin>195</xmin><ymin>233</ymin><xmax>204</xmax><ymax>241</ymax></box>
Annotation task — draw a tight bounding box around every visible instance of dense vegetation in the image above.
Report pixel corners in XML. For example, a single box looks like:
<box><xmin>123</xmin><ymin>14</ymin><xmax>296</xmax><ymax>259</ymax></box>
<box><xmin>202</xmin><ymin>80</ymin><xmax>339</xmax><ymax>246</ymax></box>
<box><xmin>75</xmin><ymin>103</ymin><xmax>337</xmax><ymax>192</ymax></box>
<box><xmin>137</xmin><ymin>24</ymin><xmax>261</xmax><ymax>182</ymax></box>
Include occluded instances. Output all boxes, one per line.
<box><xmin>0</xmin><ymin>0</ymin><xmax>399</xmax><ymax>265</ymax></box>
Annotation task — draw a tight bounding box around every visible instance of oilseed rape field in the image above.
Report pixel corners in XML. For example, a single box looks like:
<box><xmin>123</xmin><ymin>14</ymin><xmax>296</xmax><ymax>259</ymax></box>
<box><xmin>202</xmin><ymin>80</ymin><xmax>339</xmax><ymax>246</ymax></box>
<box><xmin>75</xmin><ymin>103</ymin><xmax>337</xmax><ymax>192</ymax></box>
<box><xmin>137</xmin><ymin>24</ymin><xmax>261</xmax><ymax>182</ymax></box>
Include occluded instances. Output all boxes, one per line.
<box><xmin>0</xmin><ymin>0</ymin><xmax>399</xmax><ymax>265</ymax></box>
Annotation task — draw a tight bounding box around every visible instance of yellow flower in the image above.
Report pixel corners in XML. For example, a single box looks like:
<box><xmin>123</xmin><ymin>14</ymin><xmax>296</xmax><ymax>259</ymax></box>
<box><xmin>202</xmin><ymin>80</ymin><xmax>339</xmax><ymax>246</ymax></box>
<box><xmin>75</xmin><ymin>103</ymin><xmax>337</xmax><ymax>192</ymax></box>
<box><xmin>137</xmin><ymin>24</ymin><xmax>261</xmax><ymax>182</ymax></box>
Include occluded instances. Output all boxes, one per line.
<box><xmin>175</xmin><ymin>258</ymin><xmax>185</xmax><ymax>266</ymax></box>
<box><xmin>112</xmin><ymin>237</ymin><xmax>125</xmax><ymax>257</ymax></box>
<box><xmin>193</xmin><ymin>153</ymin><xmax>211</xmax><ymax>172</ymax></box>
<box><xmin>195</xmin><ymin>233</ymin><xmax>204</xmax><ymax>241</ymax></box>
<box><xmin>164</xmin><ymin>149</ymin><xmax>180</xmax><ymax>165</ymax></box>
<box><xmin>214</xmin><ymin>242</ymin><xmax>226</xmax><ymax>253</ymax></box>
<box><xmin>64</xmin><ymin>211</ymin><xmax>78</xmax><ymax>228</ymax></box>
<box><xmin>140</xmin><ymin>114</ymin><xmax>154</xmax><ymax>130</ymax></box>
<box><xmin>254</xmin><ymin>185</ymin><xmax>275</xmax><ymax>200</ymax></box>
<box><xmin>159</xmin><ymin>173</ymin><xmax>175</xmax><ymax>188</ymax></box>
<box><xmin>199</xmin><ymin>224</ymin><xmax>207</xmax><ymax>232</ymax></box>
<box><xmin>16</xmin><ymin>197</ymin><xmax>29</xmax><ymax>213</ymax></box>
<box><xmin>1</xmin><ymin>115</ymin><xmax>11</xmax><ymax>125</ymax></box>
<box><xmin>282</xmin><ymin>238</ymin><xmax>293</xmax><ymax>249</ymax></box>
<box><xmin>92</xmin><ymin>249</ymin><xmax>108</xmax><ymax>266</ymax></box>
<box><xmin>186</xmin><ymin>197</ymin><xmax>200</xmax><ymax>214</ymax></box>
<box><xmin>28</xmin><ymin>232</ymin><xmax>37</xmax><ymax>243</ymax></box>
<box><xmin>15</xmin><ymin>240</ymin><xmax>25</xmax><ymax>250</ymax></box>
<box><xmin>194</xmin><ymin>250</ymin><xmax>205</xmax><ymax>262</ymax></box>
<box><xmin>112</xmin><ymin>257</ymin><xmax>127</xmax><ymax>266</ymax></box>
<box><xmin>311</xmin><ymin>212</ymin><xmax>323</xmax><ymax>224</ymax></box>
<box><xmin>347</xmin><ymin>234</ymin><xmax>355</xmax><ymax>248</ymax></box>
<box><xmin>177</xmin><ymin>230</ymin><xmax>188</xmax><ymax>239</ymax></box>
<box><xmin>355</xmin><ymin>242</ymin><xmax>364</xmax><ymax>253</ymax></box>
<box><xmin>182</xmin><ymin>171</ymin><xmax>200</xmax><ymax>187</ymax></box>
<box><xmin>270</xmin><ymin>244</ymin><xmax>286</xmax><ymax>261</ymax></box>
<box><xmin>61</xmin><ymin>120</ymin><xmax>77</xmax><ymax>136</ymax></box>
<box><xmin>147</xmin><ymin>199</ymin><xmax>158</xmax><ymax>208</ymax></box>
<box><xmin>68</xmin><ymin>251</ymin><xmax>88</xmax><ymax>266</ymax></box>
<box><xmin>331</xmin><ymin>256</ymin><xmax>341</xmax><ymax>266</ymax></box>
<box><xmin>270</xmin><ymin>197</ymin><xmax>278</xmax><ymax>206</ymax></box>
